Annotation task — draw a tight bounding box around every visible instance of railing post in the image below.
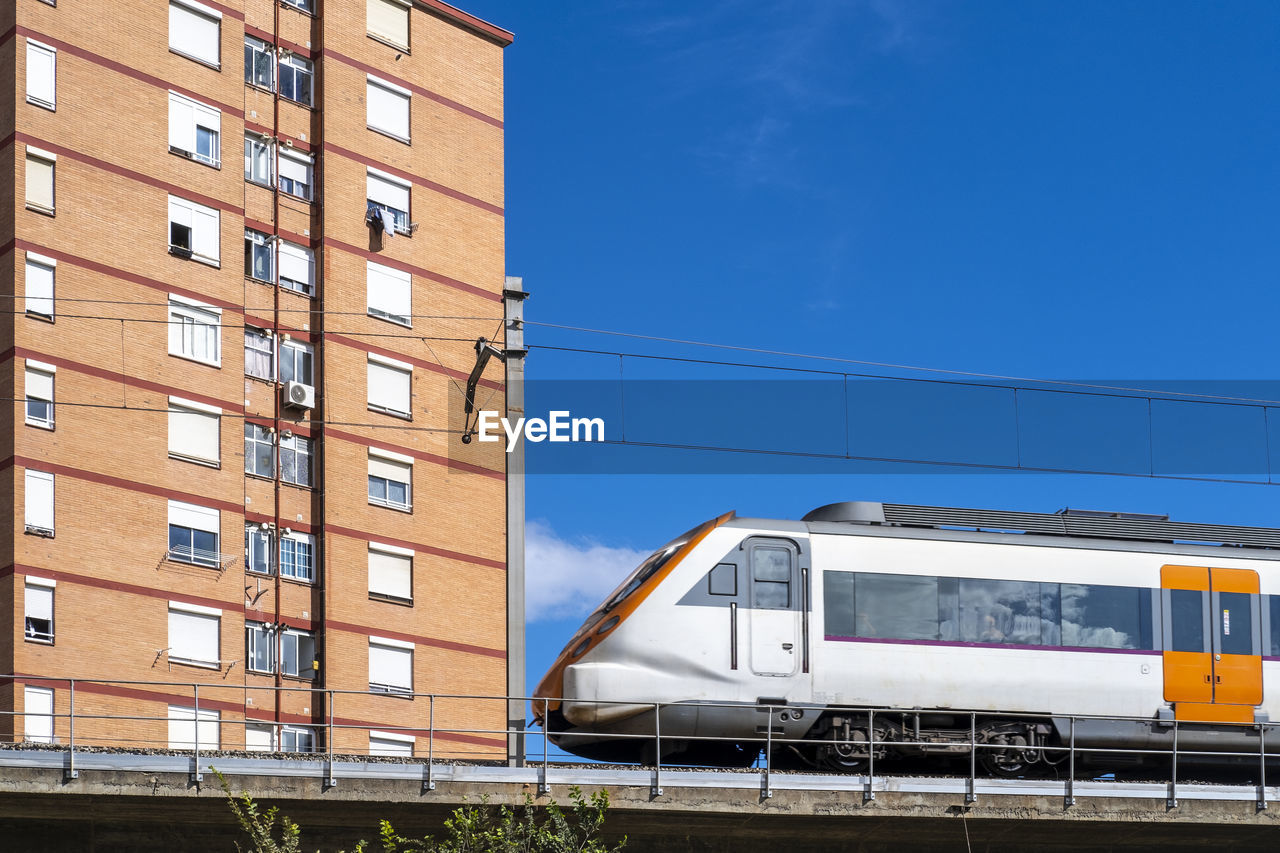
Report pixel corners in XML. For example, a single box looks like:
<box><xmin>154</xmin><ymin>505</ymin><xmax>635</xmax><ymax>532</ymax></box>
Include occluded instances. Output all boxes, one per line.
<box><xmin>966</xmin><ymin>712</ymin><xmax>977</xmax><ymax>804</ymax></box>
<box><xmin>326</xmin><ymin>689</ymin><xmax>336</xmax><ymax>788</ymax></box>
<box><xmin>1167</xmin><ymin>721</ymin><xmax>1178</xmax><ymax>809</ymax></box>
<box><xmin>651</xmin><ymin>702</ymin><xmax>663</xmax><ymax>798</ymax></box>
<box><xmin>863</xmin><ymin>710</ymin><xmax>875</xmax><ymax>803</ymax></box>
<box><xmin>65</xmin><ymin>679</ymin><xmax>78</xmax><ymax>780</ymax></box>
<box><xmin>1258</xmin><ymin>723</ymin><xmax>1267</xmax><ymax>812</ymax></box>
<box><xmin>1064</xmin><ymin>716</ymin><xmax>1075</xmax><ymax>808</ymax></box>
<box><xmin>538</xmin><ymin>700</ymin><xmax>550</xmax><ymax>796</ymax></box>
<box><xmin>762</xmin><ymin>704</ymin><xmax>773</xmax><ymax>800</ymax></box>
<box><xmin>423</xmin><ymin>694</ymin><xmax>436</xmax><ymax>792</ymax></box>
<box><xmin>191</xmin><ymin>684</ymin><xmax>203</xmax><ymax>784</ymax></box>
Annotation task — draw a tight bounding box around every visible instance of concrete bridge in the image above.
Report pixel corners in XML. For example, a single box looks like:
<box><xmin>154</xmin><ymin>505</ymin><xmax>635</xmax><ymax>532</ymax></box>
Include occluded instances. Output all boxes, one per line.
<box><xmin>1</xmin><ymin>748</ymin><xmax>1279</xmax><ymax>851</ymax></box>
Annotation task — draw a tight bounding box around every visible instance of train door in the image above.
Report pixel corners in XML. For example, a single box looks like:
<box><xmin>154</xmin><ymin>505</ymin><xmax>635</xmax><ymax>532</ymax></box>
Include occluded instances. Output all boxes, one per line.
<box><xmin>1161</xmin><ymin>565</ymin><xmax>1262</xmax><ymax>722</ymax></box>
<box><xmin>748</xmin><ymin>540</ymin><xmax>801</xmax><ymax>677</ymax></box>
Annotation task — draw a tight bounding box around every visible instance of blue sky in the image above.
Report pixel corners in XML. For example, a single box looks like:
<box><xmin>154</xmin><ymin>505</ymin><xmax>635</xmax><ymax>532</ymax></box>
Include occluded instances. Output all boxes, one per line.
<box><xmin>455</xmin><ymin>1</ymin><xmax>1280</xmax><ymax>692</ymax></box>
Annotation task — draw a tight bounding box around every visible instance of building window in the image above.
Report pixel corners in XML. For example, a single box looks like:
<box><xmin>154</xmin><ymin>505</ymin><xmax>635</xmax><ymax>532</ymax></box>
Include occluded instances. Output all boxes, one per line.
<box><xmin>369</xmin><ymin>637</ymin><xmax>413</xmax><ymax>693</ymax></box>
<box><xmin>245</xmin><ymin>524</ymin><xmax>274</xmax><ymax>574</ymax></box>
<box><xmin>24</xmin><ymin>687</ymin><xmax>54</xmax><ymax>744</ymax></box>
<box><xmin>282</xmin><ymin>0</ymin><xmax>313</xmax><ymax>12</ymax></box>
<box><xmin>369</xmin><ymin>731</ymin><xmax>414</xmax><ymax>757</ymax></box>
<box><xmin>168</xmin><ymin>500</ymin><xmax>220</xmax><ymax>567</ymax></box>
<box><xmin>25</xmin><ymin>253</ymin><xmax>55</xmax><ymax>318</ymax></box>
<box><xmin>169</xmin><ymin>397</ymin><xmax>221</xmax><ymax>465</ymax></box>
<box><xmin>246</xmin><ymin>620</ymin><xmax>274</xmax><ymax>672</ymax></box>
<box><xmin>280</xmin><ymin>432</ymin><xmax>313</xmax><ymax>486</ymax></box>
<box><xmin>280</xmin><ymin>339</ymin><xmax>313</xmax><ymax>385</ymax></box>
<box><xmin>168</xmin><ymin>705</ymin><xmax>220</xmax><ymax>749</ymax></box>
<box><xmin>367</xmin><ymin>76</ymin><xmax>411</xmax><ymax>142</ymax></box>
<box><xmin>168</xmin><ymin>195</ymin><xmax>220</xmax><ymax>264</ymax></box>
<box><xmin>25</xmin><ymin>578</ymin><xmax>55</xmax><ymax>643</ymax></box>
<box><xmin>368</xmin><ymin>355</ymin><xmax>412</xmax><ymax>418</ymax></box>
<box><xmin>168</xmin><ymin>602</ymin><xmax>221</xmax><ymax>668</ymax></box>
<box><xmin>244</xmin><ymin>36</ymin><xmax>273</xmax><ymax>89</ymax></box>
<box><xmin>369</xmin><ymin>543</ymin><xmax>412</xmax><ymax>603</ymax></box>
<box><xmin>169</xmin><ymin>92</ymin><xmax>221</xmax><ymax>166</ymax></box>
<box><xmin>244</xmin><ymin>134</ymin><xmax>272</xmax><ymax>184</ymax></box>
<box><xmin>367</xmin><ymin>261</ymin><xmax>411</xmax><ymax>326</ymax></box>
<box><xmin>24</xmin><ymin>361</ymin><xmax>55</xmax><ymax>428</ymax></box>
<box><xmin>367</xmin><ymin>169</ymin><xmax>410</xmax><ymax>234</ymax></box>
<box><xmin>244</xmin><ymin>228</ymin><xmax>273</xmax><ymax>281</ymax></box>
<box><xmin>24</xmin><ymin>470</ymin><xmax>54</xmax><ymax>536</ymax></box>
<box><xmin>367</xmin><ymin>0</ymin><xmax>410</xmax><ymax>50</ymax></box>
<box><xmin>26</xmin><ymin>39</ymin><xmax>56</xmax><ymax>110</ymax></box>
<box><xmin>245</xmin><ymin>328</ymin><xmax>274</xmax><ymax>379</ymax></box>
<box><xmin>244</xmin><ymin>423</ymin><xmax>276</xmax><ymax>478</ymax></box>
<box><xmin>281</xmin><ymin>532</ymin><xmax>315</xmax><ymax>581</ymax></box>
<box><xmin>169</xmin><ymin>0</ymin><xmax>222</xmax><ymax>68</ymax></box>
<box><xmin>368</xmin><ymin>450</ymin><xmax>412</xmax><ymax>511</ymax></box>
<box><xmin>281</xmin><ymin>726</ymin><xmax>315</xmax><ymax>752</ymax></box>
<box><xmin>279</xmin><ymin>54</ymin><xmax>313</xmax><ymax>106</ymax></box>
<box><xmin>25</xmin><ymin>148</ymin><xmax>55</xmax><ymax>214</ymax></box>
<box><xmin>282</xmin><ymin>628</ymin><xmax>316</xmax><ymax>678</ymax></box>
<box><xmin>168</xmin><ymin>296</ymin><xmax>222</xmax><ymax>366</ymax></box>
<box><xmin>278</xmin><ymin>149</ymin><xmax>313</xmax><ymax>200</ymax></box>
<box><xmin>278</xmin><ymin>242</ymin><xmax>315</xmax><ymax>295</ymax></box>
<box><xmin>247</xmin><ymin>723</ymin><xmax>315</xmax><ymax>752</ymax></box>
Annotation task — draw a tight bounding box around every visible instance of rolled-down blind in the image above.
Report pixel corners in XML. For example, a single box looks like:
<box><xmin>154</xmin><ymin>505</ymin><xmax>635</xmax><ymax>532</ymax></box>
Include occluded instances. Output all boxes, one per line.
<box><xmin>26</xmin><ymin>41</ymin><xmax>55</xmax><ymax>106</ymax></box>
<box><xmin>169</xmin><ymin>1</ymin><xmax>221</xmax><ymax>66</ymax></box>
<box><xmin>369</xmin><ymin>548</ymin><xmax>412</xmax><ymax>599</ymax></box>
<box><xmin>25</xmin><ymin>259</ymin><xmax>54</xmax><ymax>315</ymax></box>
<box><xmin>367</xmin><ymin>171</ymin><xmax>409</xmax><ymax>211</ymax></box>
<box><xmin>169</xmin><ymin>404</ymin><xmax>220</xmax><ymax>461</ymax></box>
<box><xmin>169</xmin><ymin>92</ymin><xmax>195</xmax><ymax>152</ymax></box>
<box><xmin>368</xmin><ymin>359</ymin><xmax>410</xmax><ymax>413</ymax></box>
<box><xmin>191</xmin><ymin>202</ymin><xmax>220</xmax><ymax>260</ymax></box>
<box><xmin>368</xmin><ymin>454</ymin><xmax>411</xmax><ymax>482</ymax></box>
<box><xmin>25</xmin><ymin>584</ymin><xmax>52</xmax><ymax>621</ymax></box>
<box><xmin>26</xmin><ymin>155</ymin><xmax>53</xmax><ymax>209</ymax></box>
<box><xmin>168</xmin><ymin>608</ymin><xmax>220</xmax><ymax>664</ymax></box>
<box><xmin>367</xmin><ymin>79</ymin><xmax>410</xmax><ymax>139</ymax></box>
<box><xmin>369</xmin><ymin>641</ymin><xmax>412</xmax><ymax>688</ymax></box>
<box><xmin>279</xmin><ymin>150</ymin><xmax>310</xmax><ymax>184</ymax></box>
<box><xmin>278</xmin><ymin>242</ymin><xmax>313</xmax><ymax>286</ymax></box>
<box><xmin>367</xmin><ymin>262</ymin><xmax>411</xmax><ymax>320</ymax></box>
<box><xmin>24</xmin><ymin>470</ymin><xmax>53</xmax><ymax>530</ymax></box>
<box><xmin>367</xmin><ymin>0</ymin><xmax>409</xmax><ymax>47</ymax></box>
<box><xmin>25</xmin><ymin>367</ymin><xmax>53</xmax><ymax>401</ymax></box>
<box><xmin>169</xmin><ymin>500</ymin><xmax>219</xmax><ymax>533</ymax></box>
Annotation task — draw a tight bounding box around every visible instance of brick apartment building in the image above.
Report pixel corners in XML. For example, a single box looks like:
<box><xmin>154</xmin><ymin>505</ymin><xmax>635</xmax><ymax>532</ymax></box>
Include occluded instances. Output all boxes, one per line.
<box><xmin>1</xmin><ymin>0</ymin><xmax>514</xmax><ymax>759</ymax></box>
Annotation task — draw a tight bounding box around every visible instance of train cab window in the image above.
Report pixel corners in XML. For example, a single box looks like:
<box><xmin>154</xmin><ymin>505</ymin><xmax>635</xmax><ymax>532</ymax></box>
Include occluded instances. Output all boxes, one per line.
<box><xmin>958</xmin><ymin>579</ymin><xmax>1043</xmax><ymax>645</ymax></box>
<box><xmin>1061</xmin><ymin>584</ymin><xmax>1152</xmax><ymax>650</ymax></box>
<box><xmin>751</xmin><ymin>546</ymin><xmax>792</xmax><ymax>609</ymax></box>
<box><xmin>855</xmin><ymin>574</ymin><xmax>940</xmax><ymax>640</ymax></box>
<box><xmin>1170</xmin><ymin>589</ymin><xmax>1206</xmax><ymax>653</ymax></box>
<box><xmin>1219</xmin><ymin>591</ymin><xmax>1254</xmax><ymax>657</ymax></box>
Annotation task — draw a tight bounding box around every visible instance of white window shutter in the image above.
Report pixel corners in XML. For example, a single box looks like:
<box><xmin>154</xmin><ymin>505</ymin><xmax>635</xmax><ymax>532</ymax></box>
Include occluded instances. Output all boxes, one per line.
<box><xmin>26</xmin><ymin>367</ymin><xmax>54</xmax><ymax>401</ymax></box>
<box><xmin>278</xmin><ymin>242</ymin><xmax>313</xmax><ymax>287</ymax></box>
<box><xmin>24</xmin><ymin>688</ymin><xmax>54</xmax><ymax>743</ymax></box>
<box><xmin>192</xmin><ymin>203</ymin><xmax>220</xmax><ymax>261</ymax></box>
<box><xmin>26</xmin><ymin>584</ymin><xmax>53</xmax><ymax>622</ymax></box>
<box><xmin>26</xmin><ymin>155</ymin><xmax>53</xmax><ymax>210</ymax></box>
<box><xmin>24</xmin><ymin>470</ymin><xmax>53</xmax><ymax>531</ymax></box>
<box><xmin>368</xmin><ymin>453</ymin><xmax>411</xmax><ymax>482</ymax></box>
<box><xmin>168</xmin><ymin>500</ymin><xmax>219</xmax><ymax>534</ymax></box>
<box><xmin>367</xmin><ymin>79</ymin><xmax>410</xmax><ymax>140</ymax></box>
<box><xmin>168</xmin><ymin>705</ymin><xmax>220</xmax><ymax>749</ymax></box>
<box><xmin>278</xmin><ymin>150</ymin><xmax>310</xmax><ymax>184</ymax></box>
<box><xmin>369</xmin><ymin>548</ymin><xmax>412</xmax><ymax>599</ymax></box>
<box><xmin>25</xmin><ymin>259</ymin><xmax>54</xmax><ymax>316</ymax></box>
<box><xmin>169</xmin><ymin>93</ymin><xmax>196</xmax><ymax>153</ymax></box>
<box><xmin>367</xmin><ymin>171</ymin><xmax>410</xmax><ymax>211</ymax></box>
<box><xmin>168</xmin><ymin>608</ymin><xmax>220</xmax><ymax>664</ymax></box>
<box><xmin>26</xmin><ymin>41</ymin><xmax>55</xmax><ymax>107</ymax></box>
<box><xmin>367</xmin><ymin>0</ymin><xmax>410</xmax><ymax>47</ymax></box>
<box><xmin>169</xmin><ymin>403</ymin><xmax>220</xmax><ymax>462</ymax></box>
<box><xmin>369</xmin><ymin>641</ymin><xmax>412</xmax><ymax>688</ymax></box>
<box><xmin>367</xmin><ymin>360</ymin><xmax>411</xmax><ymax>413</ymax></box>
<box><xmin>170</xmin><ymin>1</ymin><xmax>221</xmax><ymax>66</ymax></box>
<box><xmin>367</xmin><ymin>261</ymin><xmax>411</xmax><ymax>321</ymax></box>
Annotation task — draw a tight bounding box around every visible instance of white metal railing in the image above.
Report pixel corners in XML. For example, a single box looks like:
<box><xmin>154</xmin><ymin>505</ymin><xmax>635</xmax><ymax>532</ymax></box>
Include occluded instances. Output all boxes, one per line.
<box><xmin>1</xmin><ymin>674</ymin><xmax>1277</xmax><ymax>810</ymax></box>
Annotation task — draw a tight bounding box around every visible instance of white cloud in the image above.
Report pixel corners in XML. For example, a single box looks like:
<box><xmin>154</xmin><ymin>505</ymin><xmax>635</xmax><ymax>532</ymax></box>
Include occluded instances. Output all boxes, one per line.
<box><xmin>525</xmin><ymin>520</ymin><xmax>651</xmax><ymax>623</ymax></box>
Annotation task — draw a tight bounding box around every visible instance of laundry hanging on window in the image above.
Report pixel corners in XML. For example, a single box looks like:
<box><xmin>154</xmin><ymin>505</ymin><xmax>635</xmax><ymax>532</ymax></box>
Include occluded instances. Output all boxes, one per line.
<box><xmin>379</xmin><ymin>208</ymin><xmax>396</xmax><ymax>239</ymax></box>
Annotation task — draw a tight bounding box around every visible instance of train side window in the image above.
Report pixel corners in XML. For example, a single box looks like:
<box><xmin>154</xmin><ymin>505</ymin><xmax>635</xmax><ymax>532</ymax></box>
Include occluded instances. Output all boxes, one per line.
<box><xmin>751</xmin><ymin>546</ymin><xmax>792</xmax><ymax>609</ymax></box>
<box><xmin>709</xmin><ymin>563</ymin><xmax>737</xmax><ymax>596</ymax></box>
<box><xmin>1061</xmin><ymin>584</ymin><xmax>1153</xmax><ymax>650</ymax></box>
<box><xmin>1269</xmin><ymin>596</ymin><xmax>1280</xmax><ymax>657</ymax></box>
<box><xmin>823</xmin><ymin>570</ymin><xmax>856</xmax><ymax>637</ymax></box>
<box><xmin>1169</xmin><ymin>589</ymin><xmax>1205</xmax><ymax>653</ymax></box>
<box><xmin>1040</xmin><ymin>584</ymin><xmax>1061</xmax><ymax>645</ymax></box>
<box><xmin>855</xmin><ymin>573</ymin><xmax>940</xmax><ymax>640</ymax></box>
<box><xmin>1219</xmin><ymin>591</ymin><xmax>1254</xmax><ymax>656</ymax></box>
<box><xmin>958</xmin><ymin>579</ymin><xmax>1042</xmax><ymax>645</ymax></box>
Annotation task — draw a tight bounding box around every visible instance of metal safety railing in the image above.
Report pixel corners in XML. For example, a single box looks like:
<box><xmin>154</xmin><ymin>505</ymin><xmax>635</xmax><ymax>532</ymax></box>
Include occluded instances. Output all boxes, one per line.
<box><xmin>2</xmin><ymin>674</ymin><xmax>1278</xmax><ymax>810</ymax></box>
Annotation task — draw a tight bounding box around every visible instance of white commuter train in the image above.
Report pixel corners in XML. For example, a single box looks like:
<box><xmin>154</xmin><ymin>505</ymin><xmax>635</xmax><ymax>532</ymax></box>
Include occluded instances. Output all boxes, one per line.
<box><xmin>533</xmin><ymin>502</ymin><xmax>1280</xmax><ymax>775</ymax></box>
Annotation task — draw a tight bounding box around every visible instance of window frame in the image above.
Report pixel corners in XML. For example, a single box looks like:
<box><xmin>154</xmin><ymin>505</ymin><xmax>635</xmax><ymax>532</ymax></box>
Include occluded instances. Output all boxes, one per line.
<box><xmin>245</xmin><ymin>327</ymin><xmax>275</xmax><ymax>380</ymax></box>
<box><xmin>169</xmin><ymin>0</ymin><xmax>223</xmax><ymax>69</ymax></box>
<box><xmin>277</xmin><ymin>147</ymin><xmax>313</xmax><ymax>200</ymax></box>
<box><xmin>278</xmin><ymin>53</ymin><xmax>313</xmax><ymax>106</ymax></box>
<box><xmin>281</xmin><ymin>531</ymin><xmax>316</xmax><ymax>582</ymax></box>
<box><xmin>24</xmin><ymin>252</ymin><xmax>56</xmax><ymax>319</ymax></box>
<box><xmin>244</xmin><ymin>423</ymin><xmax>277</xmax><ymax>479</ymax></box>
<box><xmin>367</xmin><ymin>0</ymin><xmax>411</xmax><ymax>51</ymax></box>
<box><xmin>278</xmin><ymin>241</ymin><xmax>315</xmax><ymax>296</ymax></box>
<box><xmin>245</xmin><ymin>523</ymin><xmax>275</xmax><ymax>575</ymax></box>
<box><xmin>244</xmin><ymin>133</ymin><xmax>273</xmax><ymax>185</ymax></box>
<box><xmin>167</xmin><ymin>295</ymin><xmax>222</xmax><ymax>367</ymax></box>
<box><xmin>168</xmin><ymin>500</ymin><xmax>220</xmax><ymax>568</ymax></box>
<box><xmin>367</xmin><ymin>260</ymin><xmax>412</xmax><ymax>326</ymax></box>
<box><xmin>168</xmin><ymin>194</ymin><xmax>221</xmax><ymax>265</ymax></box>
<box><xmin>26</xmin><ymin>39</ymin><xmax>57</xmax><ymax>110</ymax></box>
<box><xmin>244</xmin><ymin>35</ymin><xmax>274</xmax><ymax>90</ymax></box>
<box><xmin>167</xmin><ymin>601</ymin><xmax>222</xmax><ymax>669</ymax></box>
<box><xmin>25</xmin><ymin>147</ymin><xmax>56</xmax><ymax>215</ymax></box>
<box><xmin>366</xmin><ymin>168</ymin><xmax>412</xmax><ymax>234</ymax></box>
<box><xmin>244</xmin><ymin>228</ymin><xmax>274</xmax><ymax>282</ymax></box>
<box><xmin>246</xmin><ymin>620</ymin><xmax>275</xmax><ymax>672</ymax></box>
<box><xmin>279</xmin><ymin>432</ymin><xmax>313</xmax><ymax>487</ymax></box>
<box><xmin>367</xmin><ymin>354</ymin><xmax>412</xmax><ymax>418</ymax></box>
<box><xmin>24</xmin><ymin>360</ymin><xmax>55</xmax><ymax>429</ymax></box>
<box><xmin>24</xmin><ymin>577</ymin><xmax>56</xmax><ymax>644</ymax></box>
<box><xmin>169</xmin><ymin>91</ymin><xmax>221</xmax><ymax>167</ymax></box>
<box><xmin>168</xmin><ymin>396</ymin><xmax>222</xmax><ymax>466</ymax></box>
<box><xmin>366</xmin><ymin>75</ymin><xmax>412</xmax><ymax>143</ymax></box>
<box><xmin>24</xmin><ymin>686</ymin><xmax>55</xmax><ymax>744</ymax></box>
<box><xmin>368</xmin><ymin>637</ymin><xmax>413</xmax><ymax>694</ymax></box>
<box><xmin>281</xmin><ymin>627</ymin><xmax>316</xmax><ymax>679</ymax></box>
<box><xmin>369</xmin><ymin>542</ymin><xmax>413</xmax><ymax>604</ymax></box>
<box><xmin>279</xmin><ymin>338</ymin><xmax>314</xmax><ymax>385</ymax></box>
<box><xmin>368</xmin><ymin>450</ymin><xmax>412</xmax><ymax>511</ymax></box>
<box><xmin>24</xmin><ymin>469</ymin><xmax>54</xmax><ymax>536</ymax></box>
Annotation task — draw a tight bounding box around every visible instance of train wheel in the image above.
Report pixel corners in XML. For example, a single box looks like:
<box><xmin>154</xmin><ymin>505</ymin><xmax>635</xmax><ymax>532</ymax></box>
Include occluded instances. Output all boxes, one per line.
<box><xmin>979</xmin><ymin>725</ymin><xmax>1036</xmax><ymax>778</ymax></box>
<box><xmin>817</xmin><ymin>718</ymin><xmax>895</xmax><ymax>773</ymax></box>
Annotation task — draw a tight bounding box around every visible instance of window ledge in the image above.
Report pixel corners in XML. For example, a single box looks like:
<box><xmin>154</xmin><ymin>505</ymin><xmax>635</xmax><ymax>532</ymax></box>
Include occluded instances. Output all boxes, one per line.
<box><xmin>23</xmin><ymin>526</ymin><xmax>55</xmax><ymax>538</ymax></box>
<box><xmin>245</xmin><ymin>372</ymin><xmax>276</xmax><ymax>384</ymax></box>
<box><xmin>169</xmin><ymin>657</ymin><xmax>222</xmax><ymax>670</ymax></box>
<box><xmin>25</xmin><ymin>311</ymin><xmax>55</xmax><ymax>323</ymax></box>
<box><xmin>369</xmin><ymin>686</ymin><xmax>414</xmax><ymax>698</ymax></box>
<box><xmin>26</xmin><ymin>204</ymin><xmax>55</xmax><ymax>217</ymax></box>
<box><xmin>280</xmin><ymin>190</ymin><xmax>313</xmax><ymax>204</ymax></box>
<box><xmin>281</xmin><ymin>480</ymin><xmax>315</xmax><ymax>492</ymax></box>
<box><xmin>244</xmin><ymin>471</ymin><xmax>277</xmax><ymax>483</ymax></box>
<box><xmin>368</xmin><ymin>405</ymin><xmax>412</xmax><ymax>421</ymax></box>
<box><xmin>24</xmin><ymin>636</ymin><xmax>54</xmax><ymax>645</ymax></box>
<box><xmin>245</xmin><ymin>178</ymin><xmax>274</xmax><ymax>191</ymax></box>
<box><xmin>169</xmin><ymin>146</ymin><xmax>221</xmax><ymax>169</ymax></box>
<box><xmin>168</xmin><ymin>351</ymin><xmax>222</xmax><ymax>369</ymax></box>
<box><xmin>25</xmin><ymin>420</ymin><xmax>55</xmax><ymax>430</ymax></box>
<box><xmin>367</xmin><ymin>33</ymin><xmax>410</xmax><ymax>53</ymax></box>
<box><xmin>169</xmin><ymin>452</ymin><xmax>221</xmax><ymax>469</ymax></box>
<box><xmin>280</xmin><ymin>574</ymin><xmax>316</xmax><ymax>587</ymax></box>
<box><xmin>367</xmin><ymin>126</ymin><xmax>412</xmax><ymax>146</ymax></box>
<box><xmin>169</xmin><ymin>48</ymin><xmax>220</xmax><ymax>72</ymax></box>
<box><xmin>26</xmin><ymin>97</ymin><xmax>55</xmax><ymax>111</ymax></box>
<box><xmin>166</xmin><ymin>556</ymin><xmax>220</xmax><ymax>570</ymax></box>
<box><xmin>370</xmin><ymin>593</ymin><xmax>414</xmax><ymax>607</ymax></box>
<box><xmin>280</xmin><ymin>0</ymin><xmax>315</xmax><ymax>16</ymax></box>
<box><xmin>368</xmin><ymin>310</ymin><xmax>412</xmax><ymax>329</ymax></box>
<box><xmin>369</xmin><ymin>500</ymin><xmax>413</xmax><ymax>514</ymax></box>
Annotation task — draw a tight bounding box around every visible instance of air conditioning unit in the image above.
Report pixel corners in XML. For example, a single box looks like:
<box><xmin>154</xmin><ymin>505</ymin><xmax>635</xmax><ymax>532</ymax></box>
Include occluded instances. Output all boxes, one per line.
<box><xmin>284</xmin><ymin>381</ymin><xmax>315</xmax><ymax>409</ymax></box>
